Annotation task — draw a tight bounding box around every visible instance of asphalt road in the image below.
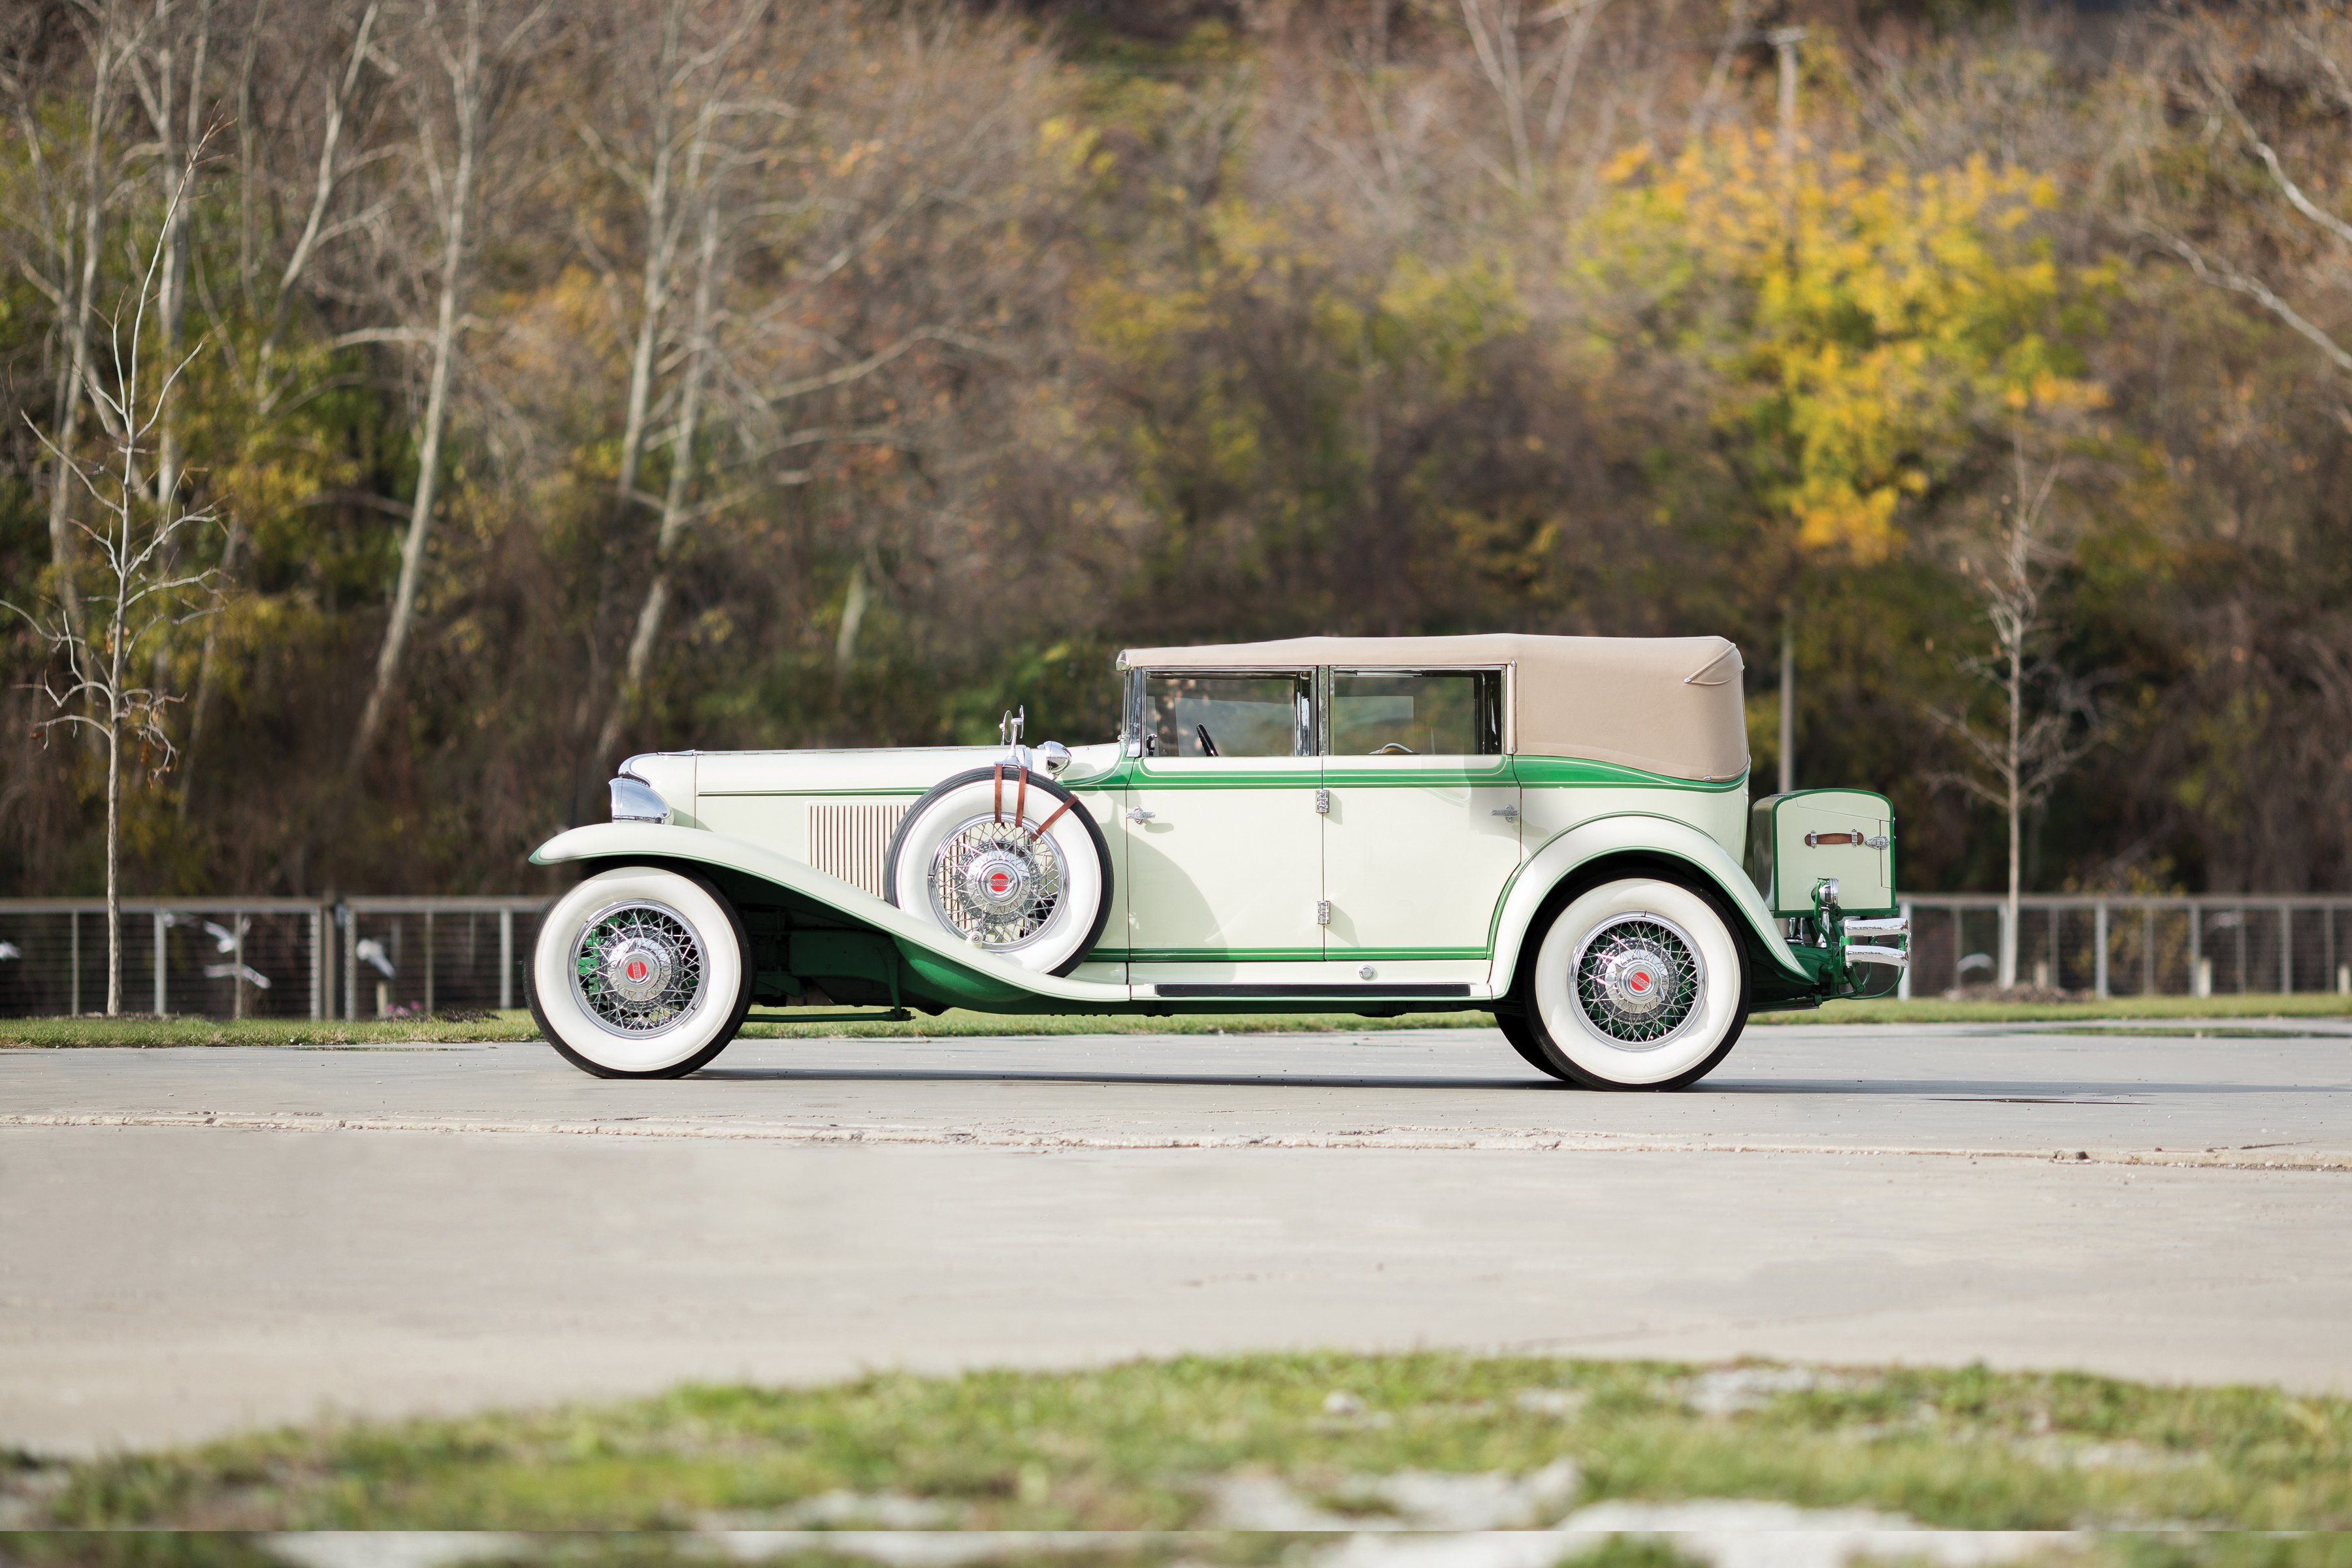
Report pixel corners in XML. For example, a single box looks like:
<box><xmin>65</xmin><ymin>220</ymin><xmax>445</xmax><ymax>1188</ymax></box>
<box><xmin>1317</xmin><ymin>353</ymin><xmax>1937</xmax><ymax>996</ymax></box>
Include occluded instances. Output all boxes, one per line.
<box><xmin>3</xmin><ymin>1019</ymin><xmax>2348</xmax><ymax>1454</ymax></box>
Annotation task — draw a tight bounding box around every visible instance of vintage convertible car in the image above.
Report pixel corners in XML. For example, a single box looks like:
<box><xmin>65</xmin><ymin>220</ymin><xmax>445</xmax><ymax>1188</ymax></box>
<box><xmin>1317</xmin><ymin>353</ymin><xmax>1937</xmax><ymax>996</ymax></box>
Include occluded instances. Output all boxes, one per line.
<box><xmin>527</xmin><ymin>635</ymin><xmax>1908</xmax><ymax>1086</ymax></box>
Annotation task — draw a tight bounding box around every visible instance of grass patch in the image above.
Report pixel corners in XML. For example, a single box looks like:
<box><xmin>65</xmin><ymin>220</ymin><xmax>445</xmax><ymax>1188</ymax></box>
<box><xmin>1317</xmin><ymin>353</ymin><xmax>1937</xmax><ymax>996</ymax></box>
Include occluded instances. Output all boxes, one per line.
<box><xmin>1754</xmin><ymin>994</ymin><xmax>2352</xmax><ymax>1026</ymax></box>
<box><xmin>12</xmin><ymin>1353</ymin><xmax>2351</xmax><ymax>1533</ymax></box>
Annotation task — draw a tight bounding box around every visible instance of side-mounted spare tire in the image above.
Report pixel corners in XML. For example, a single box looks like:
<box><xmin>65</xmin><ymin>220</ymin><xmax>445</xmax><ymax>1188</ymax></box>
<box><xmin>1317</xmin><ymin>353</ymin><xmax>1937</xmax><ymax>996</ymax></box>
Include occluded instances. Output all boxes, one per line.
<box><xmin>885</xmin><ymin>764</ymin><xmax>1114</xmax><ymax>977</ymax></box>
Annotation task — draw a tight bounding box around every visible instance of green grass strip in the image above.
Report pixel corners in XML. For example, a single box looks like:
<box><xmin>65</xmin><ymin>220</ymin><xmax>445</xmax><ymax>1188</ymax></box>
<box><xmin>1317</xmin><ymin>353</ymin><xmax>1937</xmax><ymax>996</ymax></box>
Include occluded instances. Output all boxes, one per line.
<box><xmin>1752</xmin><ymin>993</ymin><xmax>2352</xmax><ymax>1025</ymax></box>
<box><xmin>10</xmin><ymin>1353</ymin><xmax>2351</xmax><ymax>1534</ymax></box>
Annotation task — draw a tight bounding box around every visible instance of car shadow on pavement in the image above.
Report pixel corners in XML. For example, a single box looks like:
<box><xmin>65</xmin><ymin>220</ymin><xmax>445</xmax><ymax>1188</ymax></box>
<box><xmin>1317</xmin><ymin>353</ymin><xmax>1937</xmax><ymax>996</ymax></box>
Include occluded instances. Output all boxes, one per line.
<box><xmin>690</xmin><ymin>1064</ymin><xmax>2325</xmax><ymax>1097</ymax></box>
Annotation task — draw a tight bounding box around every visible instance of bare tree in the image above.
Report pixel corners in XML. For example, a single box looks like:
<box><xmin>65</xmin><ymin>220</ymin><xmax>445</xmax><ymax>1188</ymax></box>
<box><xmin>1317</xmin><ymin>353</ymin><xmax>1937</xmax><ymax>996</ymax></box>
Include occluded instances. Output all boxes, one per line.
<box><xmin>6</xmin><ymin>178</ymin><xmax>221</xmax><ymax>1013</ymax></box>
<box><xmin>1925</xmin><ymin>421</ymin><xmax>2102</xmax><ymax>990</ymax></box>
<box><xmin>572</xmin><ymin>0</ymin><xmax>760</xmax><ymax>779</ymax></box>
<box><xmin>178</xmin><ymin>0</ymin><xmax>389</xmax><ymax>813</ymax></box>
<box><xmin>349</xmin><ymin>0</ymin><xmax>551</xmax><ymax>767</ymax></box>
<box><xmin>0</xmin><ymin>1</ymin><xmax>149</xmax><ymax>638</ymax></box>
<box><xmin>2145</xmin><ymin>7</ymin><xmax>2352</xmax><ymax>386</ymax></box>
<box><xmin>593</xmin><ymin>199</ymin><xmax>724</xmax><ymax>770</ymax></box>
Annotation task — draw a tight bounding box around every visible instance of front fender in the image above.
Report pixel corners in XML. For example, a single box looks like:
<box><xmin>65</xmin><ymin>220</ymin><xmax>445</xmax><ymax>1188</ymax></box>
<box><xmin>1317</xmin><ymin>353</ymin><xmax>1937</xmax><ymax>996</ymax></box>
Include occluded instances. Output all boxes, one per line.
<box><xmin>531</xmin><ymin>822</ymin><xmax>1130</xmax><ymax>1009</ymax></box>
<box><xmin>1488</xmin><ymin>812</ymin><xmax>1814</xmax><ymax>995</ymax></box>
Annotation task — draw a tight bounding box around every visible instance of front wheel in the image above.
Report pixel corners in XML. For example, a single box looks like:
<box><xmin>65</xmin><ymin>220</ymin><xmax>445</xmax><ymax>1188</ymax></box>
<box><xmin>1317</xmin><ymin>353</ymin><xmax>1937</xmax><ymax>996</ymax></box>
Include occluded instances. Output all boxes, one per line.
<box><xmin>528</xmin><ymin>865</ymin><xmax>753</xmax><ymax>1079</ymax></box>
<box><xmin>1511</xmin><ymin>876</ymin><xmax>1750</xmax><ymax>1090</ymax></box>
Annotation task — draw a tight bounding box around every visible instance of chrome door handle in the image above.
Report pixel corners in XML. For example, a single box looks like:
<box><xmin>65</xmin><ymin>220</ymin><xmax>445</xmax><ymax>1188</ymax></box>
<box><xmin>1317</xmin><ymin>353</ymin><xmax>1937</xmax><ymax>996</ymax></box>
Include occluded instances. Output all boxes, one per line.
<box><xmin>1126</xmin><ymin>808</ymin><xmax>1156</xmax><ymax>823</ymax></box>
<box><xmin>1492</xmin><ymin>806</ymin><xmax>1519</xmax><ymax>820</ymax></box>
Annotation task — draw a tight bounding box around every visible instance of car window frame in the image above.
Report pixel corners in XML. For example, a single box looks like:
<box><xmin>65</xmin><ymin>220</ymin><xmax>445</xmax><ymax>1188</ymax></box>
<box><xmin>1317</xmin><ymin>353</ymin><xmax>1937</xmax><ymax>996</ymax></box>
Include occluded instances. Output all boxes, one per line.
<box><xmin>1320</xmin><ymin>666</ymin><xmax>1507</xmax><ymax>759</ymax></box>
<box><xmin>1126</xmin><ymin>666</ymin><xmax>1317</xmax><ymax>760</ymax></box>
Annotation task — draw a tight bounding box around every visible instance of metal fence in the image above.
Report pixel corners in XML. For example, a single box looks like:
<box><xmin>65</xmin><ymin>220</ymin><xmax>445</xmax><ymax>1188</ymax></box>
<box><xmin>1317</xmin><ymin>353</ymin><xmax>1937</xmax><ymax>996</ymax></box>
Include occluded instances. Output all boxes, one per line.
<box><xmin>5</xmin><ymin>891</ymin><xmax>2351</xmax><ymax>1017</ymax></box>
<box><xmin>1895</xmin><ymin>896</ymin><xmax>2352</xmax><ymax>1000</ymax></box>
<box><xmin>0</xmin><ymin>897</ymin><xmax>548</xmax><ymax>1019</ymax></box>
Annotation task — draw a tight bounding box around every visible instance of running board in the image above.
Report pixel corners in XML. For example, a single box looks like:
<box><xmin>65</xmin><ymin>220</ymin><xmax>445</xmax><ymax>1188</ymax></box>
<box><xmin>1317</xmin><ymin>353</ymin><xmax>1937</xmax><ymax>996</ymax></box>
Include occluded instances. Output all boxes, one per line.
<box><xmin>1150</xmin><ymin>983</ymin><xmax>1474</xmax><ymax>1000</ymax></box>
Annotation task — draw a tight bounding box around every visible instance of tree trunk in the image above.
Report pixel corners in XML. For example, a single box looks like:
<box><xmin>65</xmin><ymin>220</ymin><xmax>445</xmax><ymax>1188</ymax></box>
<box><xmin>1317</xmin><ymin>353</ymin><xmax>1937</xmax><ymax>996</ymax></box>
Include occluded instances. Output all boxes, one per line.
<box><xmin>105</xmin><ymin>717</ymin><xmax>122</xmax><ymax>1017</ymax></box>
<box><xmin>1776</xmin><ymin>611</ymin><xmax>1795</xmax><ymax>795</ymax></box>
<box><xmin>176</xmin><ymin>517</ymin><xmax>244</xmax><ymax>819</ymax></box>
<box><xmin>593</xmin><ymin>200</ymin><xmax>720</xmax><ymax>770</ymax></box>
<box><xmin>48</xmin><ymin>33</ymin><xmax>120</xmax><ymax>639</ymax></box>
<box><xmin>350</xmin><ymin>13</ymin><xmax>483</xmax><ymax>768</ymax></box>
<box><xmin>1999</xmin><ymin>562</ymin><xmax>2025</xmax><ymax>992</ymax></box>
<box><xmin>105</xmin><ymin>564</ymin><xmax>128</xmax><ymax>1015</ymax></box>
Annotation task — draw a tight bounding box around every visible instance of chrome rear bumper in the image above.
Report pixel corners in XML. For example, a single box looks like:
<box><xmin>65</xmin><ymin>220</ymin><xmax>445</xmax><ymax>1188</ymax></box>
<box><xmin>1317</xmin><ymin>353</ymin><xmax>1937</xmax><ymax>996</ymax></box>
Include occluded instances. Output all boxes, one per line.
<box><xmin>1841</xmin><ymin>914</ymin><xmax>1910</xmax><ymax>969</ymax></box>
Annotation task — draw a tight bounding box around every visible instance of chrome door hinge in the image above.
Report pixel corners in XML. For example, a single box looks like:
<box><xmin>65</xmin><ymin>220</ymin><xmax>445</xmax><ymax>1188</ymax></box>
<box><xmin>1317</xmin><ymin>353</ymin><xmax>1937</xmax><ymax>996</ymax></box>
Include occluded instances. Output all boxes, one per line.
<box><xmin>1315</xmin><ymin>788</ymin><xmax>1331</xmax><ymax>815</ymax></box>
<box><xmin>1316</xmin><ymin>900</ymin><xmax>1331</xmax><ymax>927</ymax></box>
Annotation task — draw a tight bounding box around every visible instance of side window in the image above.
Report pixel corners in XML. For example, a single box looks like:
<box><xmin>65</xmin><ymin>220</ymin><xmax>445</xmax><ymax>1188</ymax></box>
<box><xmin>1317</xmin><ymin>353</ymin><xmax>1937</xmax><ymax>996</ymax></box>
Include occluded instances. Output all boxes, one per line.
<box><xmin>1141</xmin><ymin>673</ymin><xmax>1312</xmax><ymax>759</ymax></box>
<box><xmin>1331</xmin><ymin>671</ymin><xmax>1501</xmax><ymax>757</ymax></box>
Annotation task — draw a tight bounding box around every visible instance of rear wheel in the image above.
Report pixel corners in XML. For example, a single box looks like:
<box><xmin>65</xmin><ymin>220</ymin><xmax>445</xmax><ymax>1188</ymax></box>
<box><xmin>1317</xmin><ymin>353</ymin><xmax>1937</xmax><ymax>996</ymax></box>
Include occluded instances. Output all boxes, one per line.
<box><xmin>1495</xmin><ymin>1010</ymin><xmax>1573</xmax><ymax>1081</ymax></box>
<box><xmin>528</xmin><ymin>865</ymin><xmax>752</xmax><ymax>1079</ymax></box>
<box><xmin>1511</xmin><ymin>875</ymin><xmax>1750</xmax><ymax>1090</ymax></box>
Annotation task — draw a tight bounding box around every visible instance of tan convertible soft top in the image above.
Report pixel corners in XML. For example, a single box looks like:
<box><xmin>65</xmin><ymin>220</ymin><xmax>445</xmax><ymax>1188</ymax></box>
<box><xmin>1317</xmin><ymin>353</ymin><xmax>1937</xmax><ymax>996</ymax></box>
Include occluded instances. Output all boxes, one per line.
<box><xmin>1118</xmin><ymin>634</ymin><xmax>1748</xmax><ymax>781</ymax></box>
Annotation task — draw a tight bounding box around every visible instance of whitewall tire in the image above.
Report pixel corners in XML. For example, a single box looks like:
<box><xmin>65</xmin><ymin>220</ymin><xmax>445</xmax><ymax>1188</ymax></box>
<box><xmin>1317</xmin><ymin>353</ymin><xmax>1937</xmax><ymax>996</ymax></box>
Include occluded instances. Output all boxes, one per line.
<box><xmin>528</xmin><ymin>865</ymin><xmax>753</xmax><ymax>1078</ymax></box>
<box><xmin>1516</xmin><ymin>875</ymin><xmax>1750</xmax><ymax>1090</ymax></box>
<box><xmin>885</xmin><ymin>766</ymin><xmax>1113</xmax><ymax>976</ymax></box>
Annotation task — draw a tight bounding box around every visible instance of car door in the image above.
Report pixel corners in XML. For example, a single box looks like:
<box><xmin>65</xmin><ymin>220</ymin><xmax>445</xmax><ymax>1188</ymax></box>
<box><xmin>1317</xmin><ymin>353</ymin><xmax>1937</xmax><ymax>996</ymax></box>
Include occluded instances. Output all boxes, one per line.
<box><xmin>1320</xmin><ymin>667</ymin><xmax>1522</xmax><ymax>975</ymax></box>
<box><xmin>1119</xmin><ymin>668</ymin><xmax>1325</xmax><ymax>972</ymax></box>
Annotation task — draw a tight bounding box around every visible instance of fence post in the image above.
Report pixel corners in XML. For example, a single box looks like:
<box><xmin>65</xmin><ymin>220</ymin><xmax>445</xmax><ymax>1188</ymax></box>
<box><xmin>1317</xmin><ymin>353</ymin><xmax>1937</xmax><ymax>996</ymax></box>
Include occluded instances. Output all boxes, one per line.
<box><xmin>424</xmin><ymin>910</ymin><xmax>435</xmax><ymax>1017</ymax></box>
<box><xmin>69</xmin><ymin>912</ymin><xmax>80</xmax><ymax>1017</ymax></box>
<box><xmin>2189</xmin><ymin>907</ymin><xmax>2202</xmax><ymax>997</ymax></box>
<box><xmin>1896</xmin><ymin>901</ymin><xmax>1913</xmax><ymax>1000</ymax></box>
<box><xmin>2280</xmin><ymin>906</ymin><xmax>2293</xmax><ymax>994</ymax></box>
<box><xmin>309</xmin><ymin>906</ymin><xmax>324</xmax><ymax>1020</ymax></box>
<box><xmin>2094</xmin><ymin>902</ymin><xmax>2109</xmax><ymax>999</ymax></box>
<box><xmin>499</xmin><ymin>909</ymin><xmax>514</xmax><ymax>1010</ymax></box>
<box><xmin>152</xmin><ymin>909</ymin><xmax>166</xmax><ymax>1015</ymax></box>
<box><xmin>2144</xmin><ymin>906</ymin><xmax>2155</xmax><ymax>995</ymax></box>
<box><xmin>342</xmin><ymin>904</ymin><xmax>357</xmax><ymax>1021</ymax></box>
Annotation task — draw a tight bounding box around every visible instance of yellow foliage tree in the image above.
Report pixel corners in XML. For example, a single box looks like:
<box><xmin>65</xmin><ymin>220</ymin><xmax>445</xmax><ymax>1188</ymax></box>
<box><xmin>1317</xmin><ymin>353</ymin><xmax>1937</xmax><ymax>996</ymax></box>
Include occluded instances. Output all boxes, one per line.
<box><xmin>1600</xmin><ymin>128</ymin><xmax>2108</xmax><ymax>564</ymax></box>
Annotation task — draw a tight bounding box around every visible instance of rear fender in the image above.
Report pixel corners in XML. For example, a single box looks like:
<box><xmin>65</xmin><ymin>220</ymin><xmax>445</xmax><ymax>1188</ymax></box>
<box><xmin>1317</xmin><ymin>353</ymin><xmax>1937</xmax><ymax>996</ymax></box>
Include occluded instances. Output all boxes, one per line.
<box><xmin>531</xmin><ymin>823</ymin><xmax>1128</xmax><ymax>1011</ymax></box>
<box><xmin>1490</xmin><ymin>812</ymin><xmax>1815</xmax><ymax>998</ymax></box>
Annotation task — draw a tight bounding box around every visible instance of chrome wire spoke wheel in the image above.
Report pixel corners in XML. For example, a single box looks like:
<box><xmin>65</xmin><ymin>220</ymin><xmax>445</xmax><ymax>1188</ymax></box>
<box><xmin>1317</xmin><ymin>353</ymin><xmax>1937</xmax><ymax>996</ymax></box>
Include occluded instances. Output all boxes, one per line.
<box><xmin>1570</xmin><ymin>912</ymin><xmax>1705</xmax><ymax>1049</ymax></box>
<box><xmin>927</xmin><ymin>814</ymin><xmax>1066</xmax><ymax>951</ymax></box>
<box><xmin>570</xmin><ymin>899</ymin><xmax>707</xmax><ymax>1037</ymax></box>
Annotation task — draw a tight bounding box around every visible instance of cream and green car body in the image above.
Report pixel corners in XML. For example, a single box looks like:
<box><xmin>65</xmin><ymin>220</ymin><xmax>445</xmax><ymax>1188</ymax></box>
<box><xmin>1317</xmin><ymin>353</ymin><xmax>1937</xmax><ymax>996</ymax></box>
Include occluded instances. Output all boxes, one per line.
<box><xmin>530</xmin><ymin>634</ymin><xmax>1909</xmax><ymax>1084</ymax></box>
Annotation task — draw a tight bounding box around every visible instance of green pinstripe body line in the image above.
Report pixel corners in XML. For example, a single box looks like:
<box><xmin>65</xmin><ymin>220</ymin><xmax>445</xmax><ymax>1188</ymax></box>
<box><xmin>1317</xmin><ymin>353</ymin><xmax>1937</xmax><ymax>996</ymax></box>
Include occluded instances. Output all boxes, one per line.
<box><xmin>1479</xmin><ymin>811</ymin><xmax>1810</xmax><ymax>979</ymax></box>
<box><xmin>695</xmin><ymin>760</ymin><xmax>1745</xmax><ymax>798</ymax></box>
<box><xmin>1092</xmin><ymin>946</ymin><xmax>1490</xmax><ymax>964</ymax></box>
<box><xmin>1512</xmin><ymin>759</ymin><xmax>1748</xmax><ymax>792</ymax></box>
<box><xmin>1073</xmin><ymin>757</ymin><xmax>1744</xmax><ymax>792</ymax></box>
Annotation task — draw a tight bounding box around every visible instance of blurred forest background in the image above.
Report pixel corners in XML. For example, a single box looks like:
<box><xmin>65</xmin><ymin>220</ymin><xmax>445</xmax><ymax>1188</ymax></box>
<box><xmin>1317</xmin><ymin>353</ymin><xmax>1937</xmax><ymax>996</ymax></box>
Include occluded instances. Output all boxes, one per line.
<box><xmin>4</xmin><ymin>0</ymin><xmax>2351</xmax><ymax>898</ymax></box>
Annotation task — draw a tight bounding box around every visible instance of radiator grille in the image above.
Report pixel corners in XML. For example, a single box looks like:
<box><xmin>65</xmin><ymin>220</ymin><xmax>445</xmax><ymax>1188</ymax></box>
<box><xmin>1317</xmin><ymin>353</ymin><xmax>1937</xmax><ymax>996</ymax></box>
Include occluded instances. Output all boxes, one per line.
<box><xmin>808</xmin><ymin>802</ymin><xmax>907</xmax><ymax>898</ymax></box>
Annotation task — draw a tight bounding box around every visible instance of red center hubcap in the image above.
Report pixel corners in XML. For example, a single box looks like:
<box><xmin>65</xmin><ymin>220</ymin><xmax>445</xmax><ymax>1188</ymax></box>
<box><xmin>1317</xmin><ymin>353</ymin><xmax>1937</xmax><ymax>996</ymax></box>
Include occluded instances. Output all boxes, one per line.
<box><xmin>989</xmin><ymin>872</ymin><xmax>1011</xmax><ymax>893</ymax></box>
<box><xmin>1629</xmin><ymin>972</ymin><xmax>1650</xmax><ymax>992</ymax></box>
<box><xmin>627</xmin><ymin>960</ymin><xmax>647</xmax><ymax>982</ymax></box>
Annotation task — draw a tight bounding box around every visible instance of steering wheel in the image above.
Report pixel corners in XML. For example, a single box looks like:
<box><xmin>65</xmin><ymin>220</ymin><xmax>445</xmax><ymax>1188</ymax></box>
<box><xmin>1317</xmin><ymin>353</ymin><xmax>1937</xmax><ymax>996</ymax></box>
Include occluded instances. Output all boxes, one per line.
<box><xmin>1195</xmin><ymin>723</ymin><xmax>1219</xmax><ymax>758</ymax></box>
<box><xmin>1373</xmin><ymin>742</ymin><xmax>1416</xmax><ymax>755</ymax></box>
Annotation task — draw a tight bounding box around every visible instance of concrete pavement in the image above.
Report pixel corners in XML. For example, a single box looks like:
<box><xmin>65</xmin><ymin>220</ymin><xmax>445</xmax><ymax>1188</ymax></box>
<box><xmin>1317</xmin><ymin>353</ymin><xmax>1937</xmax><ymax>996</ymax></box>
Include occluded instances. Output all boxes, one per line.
<box><xmin>3</xmin><ymin>1021</ymin><xmax>2347</xmax><ymax>1454</ymax></box>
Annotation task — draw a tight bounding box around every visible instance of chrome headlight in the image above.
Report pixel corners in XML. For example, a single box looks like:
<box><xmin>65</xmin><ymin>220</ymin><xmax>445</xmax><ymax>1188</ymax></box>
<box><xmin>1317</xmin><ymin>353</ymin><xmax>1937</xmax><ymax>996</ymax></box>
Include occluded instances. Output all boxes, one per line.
<box><xmin>610</xmin><ymin>774</ymin><xmax>669</xmax><ymax>823</ymax></box>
